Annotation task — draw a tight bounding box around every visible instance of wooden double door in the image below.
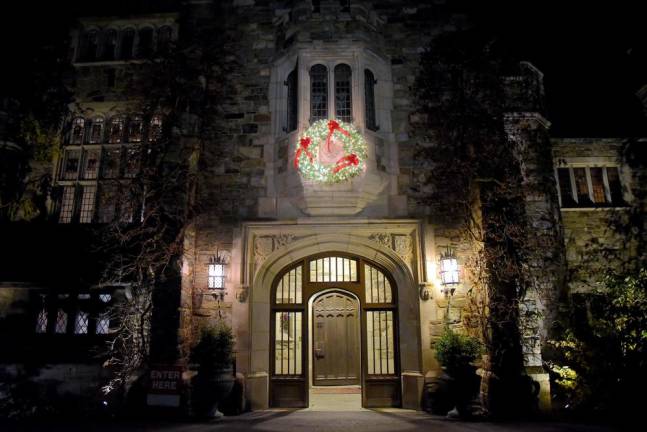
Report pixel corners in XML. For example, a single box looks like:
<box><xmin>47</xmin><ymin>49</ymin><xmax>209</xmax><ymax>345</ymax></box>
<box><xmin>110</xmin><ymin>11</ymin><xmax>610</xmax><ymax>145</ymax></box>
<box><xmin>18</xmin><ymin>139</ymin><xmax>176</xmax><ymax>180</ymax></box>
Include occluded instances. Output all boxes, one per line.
<box><xmin>269</xmin><ymin>255</ymin><xmax>401</xmax><ymax>409</ymax></box>
<box><xmin>312</xmin><ymin>291</ymin><xmax>360</xmax><ymax>386</ymax></box>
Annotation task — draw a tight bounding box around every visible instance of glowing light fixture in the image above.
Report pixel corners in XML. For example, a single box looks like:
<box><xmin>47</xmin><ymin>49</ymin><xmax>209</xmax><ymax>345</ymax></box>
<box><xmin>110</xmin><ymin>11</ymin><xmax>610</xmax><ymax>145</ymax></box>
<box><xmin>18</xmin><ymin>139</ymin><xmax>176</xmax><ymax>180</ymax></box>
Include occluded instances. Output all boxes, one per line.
<box><xmin>439</xmin><ymin>246</ymin><xmax>459</xmax><ymax>295</ymax></box>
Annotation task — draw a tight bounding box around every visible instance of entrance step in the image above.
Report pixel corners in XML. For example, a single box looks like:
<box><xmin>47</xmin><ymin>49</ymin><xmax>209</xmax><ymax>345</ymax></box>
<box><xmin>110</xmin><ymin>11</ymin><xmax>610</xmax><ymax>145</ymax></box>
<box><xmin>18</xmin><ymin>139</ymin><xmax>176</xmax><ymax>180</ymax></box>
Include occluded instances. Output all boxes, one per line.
<box><xmin>311</xmin><ymin>386</ymin><xmax>361</xmax><ymax>394</ymax></box>
<box><xmin>307</xmin><ymin>386</ymin><xmax>364</xmax><ymax>411</ymax></box>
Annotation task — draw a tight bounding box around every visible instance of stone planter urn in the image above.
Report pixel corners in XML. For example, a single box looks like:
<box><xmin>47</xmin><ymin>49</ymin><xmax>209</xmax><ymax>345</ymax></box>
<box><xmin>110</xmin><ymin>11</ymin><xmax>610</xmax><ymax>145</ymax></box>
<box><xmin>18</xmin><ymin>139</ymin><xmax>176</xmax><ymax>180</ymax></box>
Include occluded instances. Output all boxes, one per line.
<box><xmin>193</xmin><ymin>367</ymin><xmax>235</xmax><ymax>419</ymax></box>
<box><xmin>190</xmin><ymin>324</ymin><xmax>236</xmax><ymax>419</ymax></box>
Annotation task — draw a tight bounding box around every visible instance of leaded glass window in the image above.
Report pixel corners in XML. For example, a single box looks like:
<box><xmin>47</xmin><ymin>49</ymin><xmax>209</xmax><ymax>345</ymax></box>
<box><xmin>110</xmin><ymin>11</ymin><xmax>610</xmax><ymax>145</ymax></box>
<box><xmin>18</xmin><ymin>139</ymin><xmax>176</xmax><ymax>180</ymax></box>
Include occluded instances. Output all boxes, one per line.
<box><xmin>606</xmin><ymin>167</ymin><xmax>623</xmax><ymax>204</ymax></box>
<box><xmin>109</xmin><ymin>117</ymin><xmax>125</xmax><ymax>143</ymax></box>
<box><xmin>123</xmin><ymin>147</ymin><xmax>140</xmax><ymax>178</ymax></box>
<box><xmin>149</xmin><ymin>116</ymin><xmax>163</xmax><ymax>142</ymax></box>
<box><xmin>310</xmin><ymin>64</ymin><xmax>328</xmax><ymax>122</ymax></box>
<box><xmin>89</xmin><ymin>117</ymin><xmax>104</xmax><ymax>143</ymax></box>
<box><xmin>71</xmin><ymin>117</ymin><xmax>85</xmax><ymax>144</ymax></box>
<box><xmin>274</xmin><ymin>311</ymin><xmax>302</xmax><ymax>375</ymax></box>
<box><xmin>276</xmin><ymin>266</ymin><xmax>302</xmax><ymax>304</ymax></box>
<box><xmin>364</xmin><ymin>69</ymin><xmax>377</xmax><ymax>131</ymax></box>
<box><xmin>137</xmin><ymin>28</ymin><xmax>154</xmax><ymax>58</ymax></box>
<box><xmin>96</xmin><ymin>315</ymin><xmax>110</xmax><ymax>334</ymax></box>
<box><xmin>128</xmin><ymin>116</ymin><xmax>143</xmax><ymax>142</ymax></box>
<box><xmin>286</xmin><ymin>68</ymin><xmax>298</xmax><ymax>132</ymax></box>
<box><xmin>61</xmin><ymin>149</ymin><xmax>81</xmax><ymax>180</ymax></box>
<box><xmin>364</xmin><ymin>264</ymin><xmax>392</xmax><ymax>303</ymax></box>
<box><xmin>366</xmin><ymin>310</ymin><xmax>395</xmax><ymax>375</ymax></box>
<box><xmin>78</xmin><ymin>185</ymin><xmax>97</xmax><ymax>223</ymax></box>
<box><xmin>55</xmin><ymin>309</ymin><xmax>68</xmax><ymax>334</ymax></box>
<box><xmin>74</xmin><ymin>311</ymin><xmax>89</xmax><ymax>334</ymax></box>
<box><xmin>573</xmin><ymin>168</ymin><xmax>591</xmax><ymax>205</ymax></box>
<box><xmin>157</xmin><ymin>26</ymin><xmax>172</xmax><ymax>53</ymax></box>
<box><xmin>82</xmin><ymin>149</ymin><xmax>100</xmax><ymax>179</ymax></box>
<box><xmin>36</xmin><ymin>308</ymin><xmax>48</xmax><ymax>333</ymax></box>
<box><xmin>120</xmin><ymin>29</ymin><xmax>135</xmax><ymax>60</ymax></box>
<box><xmin>309</xmin><ymin>256</ymin><xmax>357</xmax><ymax>282</ymax></box>
<box><xmin>58</xmin><ymin>186</ymin><xmax>76</xmax><ymax>223</ymax></box>
<box><xmin>102</xmin><ymin>148</ymin><xmax>121</xmax><ymax>178</ymax></box>
<box><xmin>102</xmin><ymin>29</ymin><xmax>117</xmax><ymax>61</ymax></box>
<box><xmin>334</xmin><ymin>64</ymin><xmax>352</xmax><ymax>122</ymax></box>
<box><xmin>590</xmin><ymin>167</ymin><xmax>607</xmax><ymax>204</ymax></box>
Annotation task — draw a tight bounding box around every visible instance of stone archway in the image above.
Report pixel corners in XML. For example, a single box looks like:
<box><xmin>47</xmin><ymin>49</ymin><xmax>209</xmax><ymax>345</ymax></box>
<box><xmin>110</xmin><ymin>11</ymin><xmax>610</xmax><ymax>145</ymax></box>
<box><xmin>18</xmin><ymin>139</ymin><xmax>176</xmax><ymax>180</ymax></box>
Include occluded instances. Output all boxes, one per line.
<box><xmin>245</xmin><ymin>232</ymin><xmax>423</xmax><ymax>410</ymax></box>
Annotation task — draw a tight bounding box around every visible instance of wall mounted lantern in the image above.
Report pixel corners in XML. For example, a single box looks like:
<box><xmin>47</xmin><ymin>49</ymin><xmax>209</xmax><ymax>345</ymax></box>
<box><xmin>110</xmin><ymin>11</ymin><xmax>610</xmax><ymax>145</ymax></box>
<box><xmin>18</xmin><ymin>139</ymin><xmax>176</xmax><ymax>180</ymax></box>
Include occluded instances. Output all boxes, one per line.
<box><xmin>439</xmin><ymin>246</ymin><xmax>460</xmax><ymax>296</ymax></box>
<box><xmin>208</xmin><ymin>251</ymin><xmax>228</xmax><ymax>300</ymax></box>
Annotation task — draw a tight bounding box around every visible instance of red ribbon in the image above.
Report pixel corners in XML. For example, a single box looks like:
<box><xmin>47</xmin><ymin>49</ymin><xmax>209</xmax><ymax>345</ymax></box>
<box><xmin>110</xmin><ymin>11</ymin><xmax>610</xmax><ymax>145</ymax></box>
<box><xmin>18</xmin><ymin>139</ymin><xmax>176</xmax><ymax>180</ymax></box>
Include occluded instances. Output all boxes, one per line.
<box><xmin>325</xmin><ymin>120</ymin><xmax>351</xmax><ymax>152</ymax></box>
<box><xmin>294</xmin><ymin>137</ymin><xmax>314</xmax><ymax>169</ymax></box>
<box><xmin>332</xmin><ymin>153</ymin><xmax>359</xmax><ymax>174</ymax></box>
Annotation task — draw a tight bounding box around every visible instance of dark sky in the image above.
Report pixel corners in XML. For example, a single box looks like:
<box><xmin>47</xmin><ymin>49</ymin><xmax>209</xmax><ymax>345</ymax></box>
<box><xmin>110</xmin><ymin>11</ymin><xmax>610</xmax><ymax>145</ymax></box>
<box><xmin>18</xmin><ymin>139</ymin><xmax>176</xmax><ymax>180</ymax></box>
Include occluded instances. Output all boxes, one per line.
<box><xmin>2</xmin><ymin>0</ymin><xmax>645</xmax><ymax>137</ymax></box>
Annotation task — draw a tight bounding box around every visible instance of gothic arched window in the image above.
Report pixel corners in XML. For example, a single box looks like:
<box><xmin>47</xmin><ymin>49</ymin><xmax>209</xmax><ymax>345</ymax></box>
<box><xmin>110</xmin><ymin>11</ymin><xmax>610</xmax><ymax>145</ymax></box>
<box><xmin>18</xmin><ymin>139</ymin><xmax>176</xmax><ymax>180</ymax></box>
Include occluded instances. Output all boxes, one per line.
<box><xmin>79</xmin><ymin>30</ymin><xmax>98</xmax><ymax>62</ymax></box>
<box><xmin>102</xmin><ymin>29</ymin><xmax>117</xmax><ymax>61</ymax></box>
<box><xmin>310</xmin><ymin>64</ymin><xmax>328</xmax><ymax>122</ymax></box>
<box><xmin>108</xmin><ymin>116</ymin><xmax>125</xmax><ymax>143</ymax></box>
<box><xmin>89</xmin><ymin>117</ymin><xmax>104</xmax><ymax>143</ymax></box>
<box><xmin>334</xmin><ymin>64</ymin><xmax>352</xmax><ymax>122</ymax></box>
<box><xmin>364</xmin><ymin>69</ymin><xmax>377</xmax><ymax>131</ymax></box>
<box><xmin>286</xmin><ymin>67</ymin><xmax>298</xmax><ymax>132</ymax></box>
<box><xmin>157</xmin><ymin>26</ymin><xmax>172</xmax><ymax>53</ymax></box>
<box><xmin>120</xmin><ymin>29</ymin><xmax>135</xmax><ymax>60</ymax></box>
<box><xmin>71</xmin><ymin>117</ymin><xmax>85</xmax><ymax>144</ymax></box>
<box><xmin>128</xmin><ymin>116</ymin><xmax>143</xmax><ymax>143</ymax></box>
<box><xmin>137</xmin><ymin>27</ymin><xmax>154</xmax><ymax>58</ymax></box>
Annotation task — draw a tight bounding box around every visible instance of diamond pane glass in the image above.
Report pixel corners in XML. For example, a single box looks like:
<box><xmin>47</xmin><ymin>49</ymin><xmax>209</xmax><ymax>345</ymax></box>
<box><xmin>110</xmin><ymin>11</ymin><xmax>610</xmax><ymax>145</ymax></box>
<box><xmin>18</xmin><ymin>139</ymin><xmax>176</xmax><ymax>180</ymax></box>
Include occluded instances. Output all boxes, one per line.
<box><xmin>55</xmin><ymin>309</ymin><xmax>68</xmax><ymax>334</ymax></box>
<box><xmin>36</xmin><ymin>309</ymin><xmax>48</xmax><ymax>333</ymax></box>
<box><xmin>74</xmin><ymin>311</ymin><xmax>89</xmax><ymax>334</ymax></box>
<box><xmin>96</xmin><ymin>316</ymin><xmax>110</xmax><ymax>334</ymax></box>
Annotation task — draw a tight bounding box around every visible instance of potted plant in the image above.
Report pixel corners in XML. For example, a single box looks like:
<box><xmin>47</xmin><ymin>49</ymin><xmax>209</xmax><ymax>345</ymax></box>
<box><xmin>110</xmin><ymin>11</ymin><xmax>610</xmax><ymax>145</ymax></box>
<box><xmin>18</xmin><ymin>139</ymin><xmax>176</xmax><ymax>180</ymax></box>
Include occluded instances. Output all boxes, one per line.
<box><xmin>435</xmin><ymin>327</ymin><xmax>483</xmax><ymax>418</ymax></box>
<box><xmin>190</xmin><ymin>323</ymin><xmax>235</xmax><ymax>419</ymax></box>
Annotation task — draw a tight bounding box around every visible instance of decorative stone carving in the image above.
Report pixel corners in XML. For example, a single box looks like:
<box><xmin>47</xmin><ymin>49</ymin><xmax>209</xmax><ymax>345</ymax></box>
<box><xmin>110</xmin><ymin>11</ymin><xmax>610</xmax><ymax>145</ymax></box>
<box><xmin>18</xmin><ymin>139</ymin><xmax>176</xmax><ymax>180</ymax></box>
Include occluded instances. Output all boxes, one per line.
<box><xmin>254</xmin><ymin>233</ymin><xmax>299</xmax><ymax>271</ymax></box>
<box><xmin>369</xmin><ymin>232</ymin><xmax>391</xmax><ymax>249</ymax></box>
<box><xmin>393</xmin><ymin>234</ymin><xmax>413</xmax><ymax>265</ymax></box>
<box><xmin>254</xmin><ymin>236</ymin><xmax>274</xmax><ymax>269</ymax></box>
<box><xmin>274</xmin><ymin>233</ymin><xmax>295</xmax><ymax>251</ymax></box>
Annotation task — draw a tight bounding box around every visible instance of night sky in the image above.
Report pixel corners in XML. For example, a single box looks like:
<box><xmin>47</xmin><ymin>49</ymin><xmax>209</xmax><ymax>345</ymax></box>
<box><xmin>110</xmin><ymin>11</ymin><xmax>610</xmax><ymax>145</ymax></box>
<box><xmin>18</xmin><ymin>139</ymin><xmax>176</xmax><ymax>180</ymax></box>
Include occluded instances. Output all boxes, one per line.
<box><xmin>1</xmin><ymin>0</ymin><xmax>645</xmax><ymax>137</ymax></box>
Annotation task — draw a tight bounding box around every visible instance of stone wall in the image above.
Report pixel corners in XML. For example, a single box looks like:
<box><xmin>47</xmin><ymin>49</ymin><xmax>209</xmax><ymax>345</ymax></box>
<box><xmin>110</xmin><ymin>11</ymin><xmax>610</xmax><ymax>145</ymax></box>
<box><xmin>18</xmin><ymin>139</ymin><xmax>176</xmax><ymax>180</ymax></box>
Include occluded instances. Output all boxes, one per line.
<box><xmin>553</xmin><ymin>138</ymin><xmax>646</xmax><ymax>294</ymax></box>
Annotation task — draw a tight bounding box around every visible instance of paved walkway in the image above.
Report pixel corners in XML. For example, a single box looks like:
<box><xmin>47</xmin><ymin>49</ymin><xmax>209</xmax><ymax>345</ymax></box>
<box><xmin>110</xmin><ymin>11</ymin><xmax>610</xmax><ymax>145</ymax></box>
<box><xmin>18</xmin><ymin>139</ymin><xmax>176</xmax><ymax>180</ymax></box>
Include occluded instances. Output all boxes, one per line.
<box><xmin>2</xmin><ymin>410</ymin><xmax>621</xmax><ymax>432</ymax></box>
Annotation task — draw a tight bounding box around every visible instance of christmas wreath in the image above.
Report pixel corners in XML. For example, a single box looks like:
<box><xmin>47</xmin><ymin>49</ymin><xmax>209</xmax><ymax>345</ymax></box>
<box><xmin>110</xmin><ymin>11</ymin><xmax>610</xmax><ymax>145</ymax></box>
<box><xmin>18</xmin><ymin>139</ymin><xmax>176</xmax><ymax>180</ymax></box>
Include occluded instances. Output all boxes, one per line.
<box><xmin>294</xmin><ymin>119</ymin><xmax>367</xmax><ymax>184</ymax></box>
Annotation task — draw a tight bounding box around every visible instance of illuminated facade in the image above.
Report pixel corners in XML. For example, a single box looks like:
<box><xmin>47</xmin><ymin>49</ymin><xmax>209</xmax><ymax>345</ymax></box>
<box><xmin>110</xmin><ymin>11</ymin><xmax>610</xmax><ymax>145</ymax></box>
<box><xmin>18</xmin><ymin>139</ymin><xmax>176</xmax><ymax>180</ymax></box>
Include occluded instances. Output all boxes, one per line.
<box><xmin>0</xmin><ymin>0</ymin><xmax>645</xmax><ymax>413</ymax></box>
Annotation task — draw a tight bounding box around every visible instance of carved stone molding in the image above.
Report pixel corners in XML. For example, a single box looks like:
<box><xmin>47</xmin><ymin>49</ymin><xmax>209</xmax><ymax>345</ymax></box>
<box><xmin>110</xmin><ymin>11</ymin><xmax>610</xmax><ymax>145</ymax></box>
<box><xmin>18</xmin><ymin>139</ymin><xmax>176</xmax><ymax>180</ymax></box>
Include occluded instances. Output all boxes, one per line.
<box><xmin>254</xmin><ymin>233</ymin><xmax>301</xmax><ymax>271</ymax></box>
<box><xmin>393</xmin><ymin>234</ymin><xmax>413</xmax><ymax>267</ymax></box>
<box><xmin>368</xmin><ymin>232</ymin><xmax>414</xmax><ymax>268</ymax></box>
<box><xmin>369</xmin><ymin>232</ymin><xmax>391</xmax><ymax>248</ymax></box>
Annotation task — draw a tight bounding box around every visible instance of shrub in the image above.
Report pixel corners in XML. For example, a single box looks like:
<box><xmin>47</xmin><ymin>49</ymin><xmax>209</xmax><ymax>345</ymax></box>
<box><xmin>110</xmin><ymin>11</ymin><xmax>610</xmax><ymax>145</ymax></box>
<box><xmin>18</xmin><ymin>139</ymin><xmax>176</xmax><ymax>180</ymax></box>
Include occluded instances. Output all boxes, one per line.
<box><xmin>548</xmin><ymin>268</ymin><xmax>647</xmax><ymax>418</ymax></box>
<box><xmin>190</xmin><ymin>324</ymin><xmax>235</xmax><ymax>372</ymax></box>
<box><xmin>435</xmin><ymin>327</ymin><xmax>482</xmax><ymax>375</ymax></box>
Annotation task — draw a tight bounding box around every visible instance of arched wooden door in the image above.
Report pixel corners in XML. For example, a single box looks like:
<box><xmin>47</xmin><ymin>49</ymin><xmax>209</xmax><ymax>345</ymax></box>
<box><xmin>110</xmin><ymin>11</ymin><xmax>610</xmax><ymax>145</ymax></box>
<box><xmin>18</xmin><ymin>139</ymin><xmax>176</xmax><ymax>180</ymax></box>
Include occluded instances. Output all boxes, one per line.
<box><xmin>269</xmin><ymin>254</ymin><xmax>400</xmax><ymax>408</ymax></box>
<box><xmin>312</xmin><ymin>291</ymin><xmax>360</xmax><ymax>386</ymax></box>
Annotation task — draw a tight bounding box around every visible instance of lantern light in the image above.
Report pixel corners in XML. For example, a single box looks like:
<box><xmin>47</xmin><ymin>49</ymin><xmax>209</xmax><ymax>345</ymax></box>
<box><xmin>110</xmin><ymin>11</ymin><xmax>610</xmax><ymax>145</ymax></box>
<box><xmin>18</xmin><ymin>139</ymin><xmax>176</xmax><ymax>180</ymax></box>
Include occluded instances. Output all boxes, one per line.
<box><xmin>208</xmin><ymin>253</ymin><xmax>227</xmax><ymax>290</ymax></box>
<box><xmin>439</xmin><ymin>246</ymin><xmax>460</xmax><ymax>295</ymax></box>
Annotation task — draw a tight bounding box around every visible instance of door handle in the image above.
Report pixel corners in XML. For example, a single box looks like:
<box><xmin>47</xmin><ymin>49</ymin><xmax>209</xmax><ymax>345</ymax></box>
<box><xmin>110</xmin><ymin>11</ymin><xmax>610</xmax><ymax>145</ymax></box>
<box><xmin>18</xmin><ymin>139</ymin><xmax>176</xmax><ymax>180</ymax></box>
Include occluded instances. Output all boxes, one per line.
<box><xmin>315</xmin><ymin>348</ymin><xmax>325</xmax><ymax>359</ymax></box>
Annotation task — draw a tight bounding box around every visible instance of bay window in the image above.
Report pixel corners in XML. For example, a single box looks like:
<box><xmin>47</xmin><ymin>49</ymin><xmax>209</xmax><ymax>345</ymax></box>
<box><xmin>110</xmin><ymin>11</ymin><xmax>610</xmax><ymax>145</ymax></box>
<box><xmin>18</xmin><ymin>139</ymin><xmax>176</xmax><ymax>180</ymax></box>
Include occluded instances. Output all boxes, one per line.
<box><xmin>556</xmin><ymin>165</ymin><xmax>625</xmax><ymax>208</ymax></box>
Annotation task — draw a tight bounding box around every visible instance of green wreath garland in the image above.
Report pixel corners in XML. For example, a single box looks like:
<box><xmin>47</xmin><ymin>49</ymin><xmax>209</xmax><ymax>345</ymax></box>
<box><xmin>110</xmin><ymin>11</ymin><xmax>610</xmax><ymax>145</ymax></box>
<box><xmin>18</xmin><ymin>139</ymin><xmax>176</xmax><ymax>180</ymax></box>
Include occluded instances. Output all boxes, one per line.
<box><xmin>294</xmin><ymin>119</ymin><xmax>368</xmax><ymax>184</ymax></box>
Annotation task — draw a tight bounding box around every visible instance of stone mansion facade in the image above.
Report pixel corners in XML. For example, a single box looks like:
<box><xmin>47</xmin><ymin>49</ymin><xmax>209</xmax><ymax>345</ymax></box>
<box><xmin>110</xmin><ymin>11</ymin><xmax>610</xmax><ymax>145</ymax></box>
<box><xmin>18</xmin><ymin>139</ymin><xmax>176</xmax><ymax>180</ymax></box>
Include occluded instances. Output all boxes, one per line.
<box><xmin>1</xmin><ymin>0</ymin><xmax>645</xmax><ymax>413</ymax></box>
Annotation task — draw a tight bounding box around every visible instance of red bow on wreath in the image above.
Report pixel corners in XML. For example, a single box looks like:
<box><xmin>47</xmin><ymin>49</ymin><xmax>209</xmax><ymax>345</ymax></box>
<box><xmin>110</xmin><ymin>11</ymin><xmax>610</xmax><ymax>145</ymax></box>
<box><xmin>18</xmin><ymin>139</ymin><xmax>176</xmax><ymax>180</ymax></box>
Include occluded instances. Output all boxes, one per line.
<box><xmin>332</xmin><ymin>153</ymin><xmax>359</xmax><ymax>174</ymax></box>
<box><xmin>294</xmin><ymin>137</ymin><xmax>314</xmax><ymax>169</ymax></box>
<box><xmin>325</xmin><ymin>119</ymin><xmax>351</xmax><ymax>152</ymax></box>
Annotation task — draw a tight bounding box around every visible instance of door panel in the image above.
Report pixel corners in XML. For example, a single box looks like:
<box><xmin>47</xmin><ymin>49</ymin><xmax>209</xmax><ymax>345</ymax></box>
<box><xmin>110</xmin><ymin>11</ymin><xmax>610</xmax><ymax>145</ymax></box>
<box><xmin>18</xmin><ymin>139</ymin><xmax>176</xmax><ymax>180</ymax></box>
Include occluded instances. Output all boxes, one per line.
<box><xmin>313</xmin><ymin>292</ymin><xmax>360</xmax><ymax>386</ymax></box>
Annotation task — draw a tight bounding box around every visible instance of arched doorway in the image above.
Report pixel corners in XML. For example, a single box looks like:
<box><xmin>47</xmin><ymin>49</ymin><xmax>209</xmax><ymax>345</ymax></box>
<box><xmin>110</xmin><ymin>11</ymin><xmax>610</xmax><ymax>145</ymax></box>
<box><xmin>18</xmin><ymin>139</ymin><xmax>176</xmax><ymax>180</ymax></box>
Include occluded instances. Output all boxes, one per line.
<box><xmin>312</xmin><ymin>291</ymin><xmax>360</xmax><ymax>386</ymax></box>
<box><xmin>269</xmin><ymin>253</ymin><xmax>400</xmax><ymax>408</ymax></box>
